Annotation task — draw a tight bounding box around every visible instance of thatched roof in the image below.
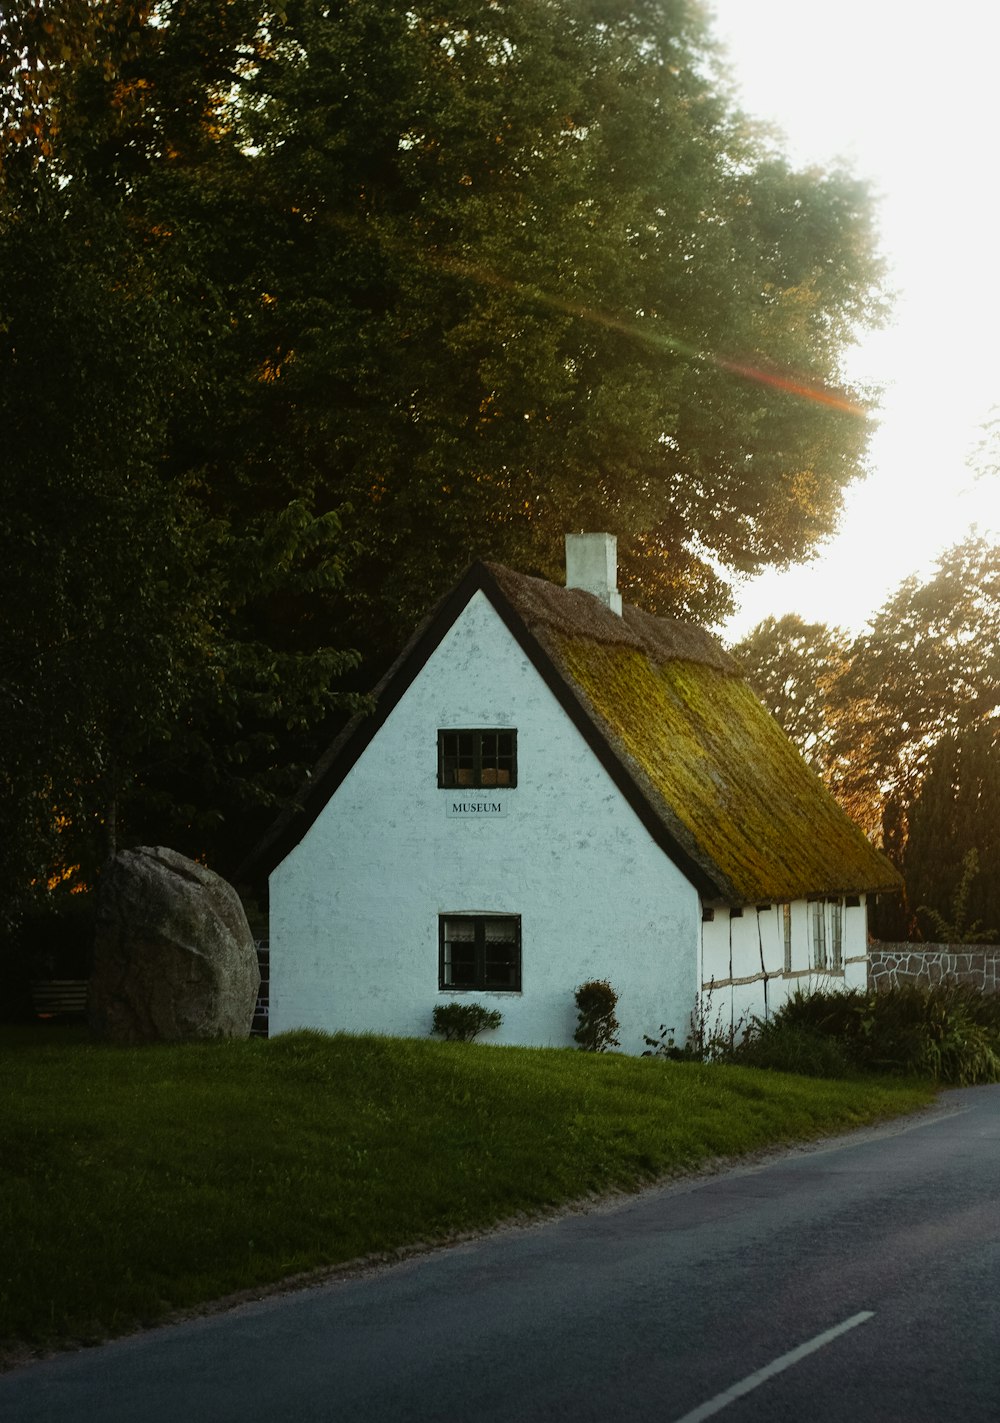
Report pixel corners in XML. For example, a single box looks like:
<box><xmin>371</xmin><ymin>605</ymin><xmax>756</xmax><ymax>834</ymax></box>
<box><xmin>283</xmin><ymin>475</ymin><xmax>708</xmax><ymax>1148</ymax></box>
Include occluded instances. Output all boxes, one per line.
<box><xmin>248</xmin><ymin>561</ymin><xmax>900</xmax><ymax>903</ymax></box>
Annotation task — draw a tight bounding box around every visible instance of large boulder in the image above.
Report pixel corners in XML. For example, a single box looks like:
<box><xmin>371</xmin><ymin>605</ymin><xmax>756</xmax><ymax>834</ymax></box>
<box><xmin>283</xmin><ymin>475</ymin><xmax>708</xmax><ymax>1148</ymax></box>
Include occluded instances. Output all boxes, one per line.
<box><xmin>90</xmin><ymin>846</ymin><xmax>261</xmax><ymax>1044</ymax></box>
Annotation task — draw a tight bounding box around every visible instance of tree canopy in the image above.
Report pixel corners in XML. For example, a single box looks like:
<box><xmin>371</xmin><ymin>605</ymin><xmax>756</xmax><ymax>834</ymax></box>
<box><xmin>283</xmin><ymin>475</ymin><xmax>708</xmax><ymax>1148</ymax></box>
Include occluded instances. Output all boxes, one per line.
<box><xmin>1</xmin><ymin>0</ymin><xmax>887</xmax><ymax>927</ymax></box>
<box><xmin>730</xmin><ymin>614</ymin><xmax>850</xmax><ymax>769</ymax></box>
<box><xmin>733</xmin><ymin>536</ymin><xmax>1000</xmax><ymax>938</ymax></box>
<box><xmin>231</xmin><ymin>0</ymin><xmax>885</xmax><ymax>631</ymax></box>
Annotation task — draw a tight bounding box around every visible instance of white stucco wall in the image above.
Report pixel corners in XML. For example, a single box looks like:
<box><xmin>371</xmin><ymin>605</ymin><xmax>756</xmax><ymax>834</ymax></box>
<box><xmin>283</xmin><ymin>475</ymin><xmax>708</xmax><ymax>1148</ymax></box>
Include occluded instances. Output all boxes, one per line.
<box><xmin>269</xmin><ymin>591</ymin><xmax>701</xmax><ymax>1053</ymax></box>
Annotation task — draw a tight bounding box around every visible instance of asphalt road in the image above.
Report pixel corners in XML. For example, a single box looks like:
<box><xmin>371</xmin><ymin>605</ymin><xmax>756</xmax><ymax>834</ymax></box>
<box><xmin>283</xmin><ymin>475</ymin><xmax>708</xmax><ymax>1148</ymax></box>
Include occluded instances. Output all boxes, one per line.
<box><xmin>4</xmin><ymin>1085</ymin><xmax>1000</xmax><ymax>1423</ymax></box>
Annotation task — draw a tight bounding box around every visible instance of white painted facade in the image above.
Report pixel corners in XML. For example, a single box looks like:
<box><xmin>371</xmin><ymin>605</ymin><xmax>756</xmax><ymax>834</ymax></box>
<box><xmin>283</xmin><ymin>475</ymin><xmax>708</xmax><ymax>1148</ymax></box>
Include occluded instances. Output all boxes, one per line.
<box><xmin>700</xmin><ymin>897</ymin><xmax>870</xmax><ymax>1039</ymax></box>
<box><xmin>270</xmin><ymin>577</ymin><xmax>875</xmax><ymax>1055</ymax></box>
<box><xmin>270</xmin><ymin>591</ymin><xmax>702</xmax><ymax>1054</ymax></box>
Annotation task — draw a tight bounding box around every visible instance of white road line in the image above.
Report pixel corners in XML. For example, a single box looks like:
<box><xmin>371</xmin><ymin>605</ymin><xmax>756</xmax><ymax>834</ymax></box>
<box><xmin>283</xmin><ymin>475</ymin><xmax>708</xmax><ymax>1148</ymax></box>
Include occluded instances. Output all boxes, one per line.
<box><xmin>671</xmin><ymin>1311</ymin><xmax>876</xmax><ymax>1423</ymax></box>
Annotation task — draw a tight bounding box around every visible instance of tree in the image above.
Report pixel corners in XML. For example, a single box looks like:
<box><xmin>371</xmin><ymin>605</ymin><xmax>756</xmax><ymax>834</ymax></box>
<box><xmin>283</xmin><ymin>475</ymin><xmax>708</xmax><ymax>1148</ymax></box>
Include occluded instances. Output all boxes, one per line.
<box><xmin>1</xmin><ymin>0</ymin><xmax>887</xmax><ymax>922</ymax></box>
<box><xmin>730</xmin><ymin>615</ymin><xmax>850</xmax><ymax>768</ymax></box>
<box><xmin>733</xmin><ymin>539</ymin><xmax>1000</xmax><ymax>940</ymax></box>
<box><xmin>827</xmin><ymin>537</ymin><xmax>1000</xmax><ymax>841</ymax></box>
<box><xmin>0</xmin><ymin>7</ymin><xmax>357</xmax><ymax>928</ymax></box>
<box><xmin>228</xmin><ymin>0</ymin><xmax>886</xmax><ymax>637</ymax></box>
<box><xmin>905</xmin><ymin>727</ymin><xmax>1000</xmax><ymax>941</ymax></box>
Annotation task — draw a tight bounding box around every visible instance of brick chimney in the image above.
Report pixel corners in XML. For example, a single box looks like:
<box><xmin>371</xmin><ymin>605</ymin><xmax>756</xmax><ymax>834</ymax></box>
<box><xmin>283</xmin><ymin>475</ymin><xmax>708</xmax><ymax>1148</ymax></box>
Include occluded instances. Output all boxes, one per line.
<box><xmin>565</xmin><ymin>532</ymin><xmax>623</xmax><ymax>615</ymax></box>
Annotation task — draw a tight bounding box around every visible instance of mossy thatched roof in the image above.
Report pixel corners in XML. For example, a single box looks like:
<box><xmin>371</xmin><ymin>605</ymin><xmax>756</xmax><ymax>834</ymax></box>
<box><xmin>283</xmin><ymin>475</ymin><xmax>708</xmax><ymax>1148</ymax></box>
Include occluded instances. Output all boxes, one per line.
<box><xmin>486</xmin><ymin>564</ymin><xmax>900</xmax><ymax>903</ymax></box>
<box><xmin>248</xmin><ymin>561</ymin><xmax>900</xmax><ymax>903</ymax></box>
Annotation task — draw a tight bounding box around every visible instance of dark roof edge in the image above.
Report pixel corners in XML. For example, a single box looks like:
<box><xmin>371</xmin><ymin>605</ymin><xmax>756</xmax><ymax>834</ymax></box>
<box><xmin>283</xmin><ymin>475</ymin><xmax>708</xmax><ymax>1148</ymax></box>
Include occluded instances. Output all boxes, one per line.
<box><xmin>240</xmin><ymin>563</ymin><xmax>494</xmax><ymax>882</ymax></box>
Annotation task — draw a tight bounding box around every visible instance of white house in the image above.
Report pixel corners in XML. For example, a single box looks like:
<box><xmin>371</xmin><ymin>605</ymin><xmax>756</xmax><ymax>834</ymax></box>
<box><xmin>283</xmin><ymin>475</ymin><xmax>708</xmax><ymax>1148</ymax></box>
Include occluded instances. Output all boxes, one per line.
<box><xmin>256</xmin><ymin>534</ymin><xmax>900</xmax><ymax>1053</ymax></box>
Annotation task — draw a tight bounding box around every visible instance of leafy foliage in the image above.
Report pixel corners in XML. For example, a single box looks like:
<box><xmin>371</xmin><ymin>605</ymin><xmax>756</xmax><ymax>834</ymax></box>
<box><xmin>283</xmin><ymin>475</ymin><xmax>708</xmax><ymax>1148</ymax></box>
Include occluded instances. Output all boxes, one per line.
<box><xmin>0</xmin><ymin>4</ymin><xmax>359</xmax><ymax>921</ymax></box>
<box><xmin>573</xmin><ymin>979</ymin><xmax>621</xmax><ymax>1053</ymax></box>
<box><xmin>916</xmin><ymin>848</ymin><xmax>998</xmax><ymax>945</ymax></box>
<box><xmin>1</xmin><ymin>0</ymin><xmax>886</xmax><ymax>922</ymax></box>
<box><xmin>827</xmin><ymin>537</ymin><xmax>1000</xmax><ymax>842</ymax></box>
<box><xmin>430</xmin><ymin>1002</ymin><xmax>503</xmax><ymax>1042</ymax></box>
<box><xmin>732</xmin><ymin>985</ymin><xmax>1000</xmax><ymax>1085</ymax></box>
<box><xmin>643</xmin><ymin>986</ymin><xmax>747</xmax><ymax>1062</ymax></box>
<box><xmin>730</xmin><ymin>614</ymin><xmax>850</xmax><ymax>769</ymax></box>
<box><xmin>232</xmin><ymin>0</ymin><xmax>884</xmax><ymax>634</ymax></box>
<box><xmin>732</xmin><ymin>537</ymin><xmax>1000</xmax><ymax>937</ymax></box>
<box><xmin>731</xmin><ymin>1022</ymin><xmax>854</xmax><ymax>1079</ymax></box>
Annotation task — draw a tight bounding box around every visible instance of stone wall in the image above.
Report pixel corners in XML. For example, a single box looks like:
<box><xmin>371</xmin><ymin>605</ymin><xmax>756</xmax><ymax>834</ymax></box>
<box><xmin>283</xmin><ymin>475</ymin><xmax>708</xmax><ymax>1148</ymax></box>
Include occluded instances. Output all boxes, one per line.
<box><xmin>869</xmin><ymin>943</ymin><xmax>1000</xmax><ymax>994</ymax></box>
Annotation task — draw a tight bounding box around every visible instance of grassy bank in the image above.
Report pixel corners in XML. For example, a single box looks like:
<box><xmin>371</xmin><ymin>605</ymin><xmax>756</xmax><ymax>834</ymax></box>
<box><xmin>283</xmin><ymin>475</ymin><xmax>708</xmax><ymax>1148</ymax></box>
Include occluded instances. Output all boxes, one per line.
<box><xmin>1</xmin><ymin>1027</ymin><xmax>935</xmax><ymax>1352</ymax></box>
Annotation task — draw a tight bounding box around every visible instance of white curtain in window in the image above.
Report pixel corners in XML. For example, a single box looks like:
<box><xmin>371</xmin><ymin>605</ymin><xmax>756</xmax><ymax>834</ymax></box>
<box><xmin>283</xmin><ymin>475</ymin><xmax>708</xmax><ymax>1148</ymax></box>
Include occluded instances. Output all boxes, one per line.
<box><xmin>484</xmin><ymin>918</ymin><xmax>515</xmax><ymax>941</ymax></box>
<box><xmin>445</xmin><ymin>919</ymin><xmax>475</xmax><ymax>943</ymax></box>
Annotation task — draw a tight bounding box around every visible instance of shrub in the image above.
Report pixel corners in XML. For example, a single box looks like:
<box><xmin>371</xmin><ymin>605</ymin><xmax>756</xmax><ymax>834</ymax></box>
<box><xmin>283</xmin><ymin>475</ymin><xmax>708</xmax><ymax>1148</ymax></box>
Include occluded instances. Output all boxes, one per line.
<box><xmin>431</xmin><ymin>1002</ymin><xmax>502</xmax><ymax>1042</ymax></box>
<box><xmin>731</xmin><ymin>983</ymin><xmax>1000</xmax><ymax>1085</ymax></box>
<box><xmin>642</xmin><ymin>988</ymin><xmax>747</xmax><ymax>1062</ymax></box>
<box><xmin>733</xmin><ymin>1021</ymin><xmax>854</xmax><ymax>1078</ymax></box>
<box><xmin>573</xmin><ymin>979</ymin><xmax>620</xmax><ymax>1052</ymax></box>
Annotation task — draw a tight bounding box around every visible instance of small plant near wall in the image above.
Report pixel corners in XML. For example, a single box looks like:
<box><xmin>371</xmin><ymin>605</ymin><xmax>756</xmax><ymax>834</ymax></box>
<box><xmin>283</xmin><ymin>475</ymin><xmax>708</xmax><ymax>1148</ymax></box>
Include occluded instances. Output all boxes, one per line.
<box><xmin>573</xmin><ymin>979</ymin><xmax>620</xmax><ymax>1052</ymax></box>
<box><xmin>643</xmin><ymin>987</ymin><xmax>747</xmax><ymax>1062</ymax></box>
<box><xmin>917</xmin><ymin>848</ymin><xmax>998</xmax><ymax>944</ymax></box>
<box><xmin>431</xmin><ymin>1002</ymin><xmax>503</xmax><ymax>1042</ymax></box>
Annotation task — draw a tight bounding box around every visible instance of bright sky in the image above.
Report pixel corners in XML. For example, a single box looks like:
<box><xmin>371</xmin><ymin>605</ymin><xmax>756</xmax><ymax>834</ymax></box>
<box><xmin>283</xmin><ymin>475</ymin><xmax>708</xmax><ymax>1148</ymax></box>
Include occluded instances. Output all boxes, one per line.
<box><xmin>708</xmin><ymin>0</ymin><xmax>1000</xmax><ymax>638</ymax></box>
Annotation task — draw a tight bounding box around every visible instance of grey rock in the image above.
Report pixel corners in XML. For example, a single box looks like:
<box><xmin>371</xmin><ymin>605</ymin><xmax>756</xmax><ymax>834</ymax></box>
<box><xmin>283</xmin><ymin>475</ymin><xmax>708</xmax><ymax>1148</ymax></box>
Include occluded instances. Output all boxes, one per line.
<box><xmin>90</xmin><ymin>846</ymin><xmax>261</xmax><ymax>1043</ymax></box>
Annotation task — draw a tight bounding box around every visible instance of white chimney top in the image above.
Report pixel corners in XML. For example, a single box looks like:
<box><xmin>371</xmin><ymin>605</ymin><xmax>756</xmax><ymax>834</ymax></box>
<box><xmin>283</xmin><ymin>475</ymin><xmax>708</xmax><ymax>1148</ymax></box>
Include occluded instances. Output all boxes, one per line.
<box><xmin>565</xmin><ymin>532</ymin><xmax>623</xmax><ymax>615</ymax></box>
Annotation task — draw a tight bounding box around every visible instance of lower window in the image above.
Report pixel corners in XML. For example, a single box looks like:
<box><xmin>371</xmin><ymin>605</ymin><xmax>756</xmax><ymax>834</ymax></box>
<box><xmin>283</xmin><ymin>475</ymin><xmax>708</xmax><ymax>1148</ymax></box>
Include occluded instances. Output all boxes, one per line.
<box><xmin>439</xmin><ymin>915</ymin><xmax>521</xmax><ymax>991</ymax></box>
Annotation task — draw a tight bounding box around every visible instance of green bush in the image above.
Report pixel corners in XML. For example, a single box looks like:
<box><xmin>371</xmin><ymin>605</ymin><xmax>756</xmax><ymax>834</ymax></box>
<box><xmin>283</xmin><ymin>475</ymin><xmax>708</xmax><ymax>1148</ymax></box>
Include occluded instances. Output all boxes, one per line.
<box><xmin>733</xmin><ymin>1021</ymin><xmax>854</xmax><ymax>1078</ymax></box>
<box><xmin>573</xmin><ymin>979</ymin><xmax>620</xmax><ymax>1052</ymax></box>
<box><xmin>732</xmin><ymin>983</ymin><xmax>1000</xmax><ymax>1085</ymax></box>
<box><xmin>431</xmin><ymin>1002</ymin><xmax>503</xmax><ymax>1042</ymax></box>
<box><xmin>642</xmin><ymin>989</ymin><xmax>747</xmax><ymax>1063</ymax></box>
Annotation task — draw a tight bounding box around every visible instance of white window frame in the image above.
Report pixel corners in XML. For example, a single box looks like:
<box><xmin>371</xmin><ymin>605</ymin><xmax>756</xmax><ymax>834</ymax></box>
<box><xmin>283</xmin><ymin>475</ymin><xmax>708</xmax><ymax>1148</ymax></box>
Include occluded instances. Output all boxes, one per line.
<box><xmin>810</xmin><ymin>900</ymin><xmax>828</xmax><ymax>970</ymax></box>
<box><xmin>830</xmin><ymin>898</ymin><xmax>844</xmax><ymax>971</ymax></box>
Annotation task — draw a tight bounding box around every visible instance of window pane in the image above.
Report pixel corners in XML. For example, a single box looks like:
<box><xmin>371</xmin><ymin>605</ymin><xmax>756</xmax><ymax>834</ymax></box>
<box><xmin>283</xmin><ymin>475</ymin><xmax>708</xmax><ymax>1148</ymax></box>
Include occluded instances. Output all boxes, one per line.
<box><xmin>440</xmin><ymin>732</ymin><xmax>476</xmax><ymax>786</ymax></box>
<box><xmin>442</xmin><ymin>919</ymin><xmax>477</xmax><ymax>987</ymax></box>
<box><xmin>439</xmin><ymin>729</ymin><xmax>515</xmax><ymax>787</ymax></box>
<box><xmin>811</xmin><ymin>902</ymin><xmax>827</xmax><ymax>970</ymax></box>
<box><xmin>483</xmin><ymin>918</ymin><xmax>515</xmax><ymax>941</ymax></box>
<box><xmin>446</xmin><ymin>945</ymin><xmax>477</xmax><ymax>986</ymax></box>
<box><xmin>831</xmin><ymin>900</ymin><xmax>843</xmax><ymax>969</ymax></box>
<box><xmin>479</xmin><ymin>732</ymin><xmax>503</xmax><ymax>786</ymax></box>
<box><xmin>484</xmin><ymin>940</ymin><xmax>518</xmax><ymax>988</ymax></box>
<box><xmin>440</xmin><ymin>915</ymin><xmax>520</xmax><ymax>991</ymax></box>
<box><xmin>484</xmin><ymin>918</ymin><xmax>518</xmax><ymax>988</ymax></box>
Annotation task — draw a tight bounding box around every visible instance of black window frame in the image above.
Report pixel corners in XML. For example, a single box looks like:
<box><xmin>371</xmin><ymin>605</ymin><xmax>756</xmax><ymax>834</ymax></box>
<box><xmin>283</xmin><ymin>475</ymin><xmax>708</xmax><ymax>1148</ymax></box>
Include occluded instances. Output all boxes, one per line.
<box><xmin>438</xmin><ymin>914</ymin><xmax>522</xmax><ymax>992</ymax></box>
<box><xmin>437</xmin><ymin>728</ymin><xmax>517</xmax><ymax>789</ymax></box>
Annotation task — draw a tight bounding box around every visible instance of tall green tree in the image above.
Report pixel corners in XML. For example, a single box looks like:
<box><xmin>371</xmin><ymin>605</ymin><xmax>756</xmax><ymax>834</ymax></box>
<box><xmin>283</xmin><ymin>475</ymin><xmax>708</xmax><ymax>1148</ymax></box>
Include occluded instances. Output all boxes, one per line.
<box><xmin>733</xmin><ymin>538</ymin><xmax>1000</xmax><ymax>939</ymax></box>
<box><xmin>904</xmin><ymin>726</ymin><xmax>1000</xmax><ymax>941</ymax></box>
<box><xmin>2</xmin><ymin>0</ymin><xmax>887</xmax><ymax>924</ymax></box>
<box><xmin>828</xmin><ymin>537</ymin><xmax>1000</xmax><ymax>840</ymax></box>
<box><xmin>730</xmin><ymin>615</ymin><xmax>850</xmax><ymax>768</ymax></box>
<box><xmin>0</xmin><ymin>3</ymin><xmax>357</xmax><ymax>926</ymax></box>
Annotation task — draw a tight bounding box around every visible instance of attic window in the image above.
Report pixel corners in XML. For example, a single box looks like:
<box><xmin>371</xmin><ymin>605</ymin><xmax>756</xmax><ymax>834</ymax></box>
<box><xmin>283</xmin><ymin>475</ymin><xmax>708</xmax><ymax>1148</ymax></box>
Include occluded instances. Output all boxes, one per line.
<box><xmin>438</xmin><ymin>729</ymin><xmax>517</xmax><ymax>788</ymax></box>
<box><xmin>439</xmin><ymin>915</ymin><xmax>521</xmax><ymax>991</ymax></box>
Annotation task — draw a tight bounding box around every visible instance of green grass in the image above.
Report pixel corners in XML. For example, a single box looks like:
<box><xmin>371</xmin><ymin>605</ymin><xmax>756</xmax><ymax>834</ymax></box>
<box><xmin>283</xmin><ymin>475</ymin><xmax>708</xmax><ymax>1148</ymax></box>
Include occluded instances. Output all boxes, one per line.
<box><xmin>0</xmin><ymin>1026</ymin><xmax>935</xmax><ymax>1352</ymax></box>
